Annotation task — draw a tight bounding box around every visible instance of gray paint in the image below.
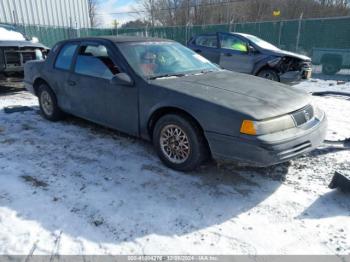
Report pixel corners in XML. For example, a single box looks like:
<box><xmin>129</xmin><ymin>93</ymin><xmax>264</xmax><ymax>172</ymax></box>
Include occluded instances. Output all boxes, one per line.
<box><xmin>24</xmin><ymin>37</ymin><xmax>327</xmax><ymax>167</ymax></box>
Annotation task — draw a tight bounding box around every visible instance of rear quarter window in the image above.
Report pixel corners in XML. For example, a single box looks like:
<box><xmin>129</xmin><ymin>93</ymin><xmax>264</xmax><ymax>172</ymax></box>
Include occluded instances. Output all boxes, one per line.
<box><xmin>54</xmin><ymin>43</ymin><xmax>78</xmax><ymax>70</ymax></box>
<box><xmin>195</xmin><ymin>35</ymin><xmax>218</xmax><ymax>48</ymax></box>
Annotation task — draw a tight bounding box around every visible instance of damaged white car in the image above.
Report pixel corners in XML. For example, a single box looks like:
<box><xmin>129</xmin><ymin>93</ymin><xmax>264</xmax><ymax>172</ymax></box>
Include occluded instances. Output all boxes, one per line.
<box><xmin>0</xmin><ymin>24</ymin><xmax>48</xmax><ymax>78</ymax></box>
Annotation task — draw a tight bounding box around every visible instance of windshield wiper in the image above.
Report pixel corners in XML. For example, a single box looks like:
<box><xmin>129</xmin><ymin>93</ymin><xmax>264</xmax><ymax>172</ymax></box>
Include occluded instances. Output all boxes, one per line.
<box><xmin>186</xmin><ymin>69</ymin><xmax>217</xmax><ymax>76</ymax></box>
<box><xmin>149</xmin><ymin>73</ymin><xmax>186</xmax><ymax>80</ymax></box>
<box><xmin>200</xmin><ymin>69</ymin><xmax>216</xmax><ymax>74</ymax></box>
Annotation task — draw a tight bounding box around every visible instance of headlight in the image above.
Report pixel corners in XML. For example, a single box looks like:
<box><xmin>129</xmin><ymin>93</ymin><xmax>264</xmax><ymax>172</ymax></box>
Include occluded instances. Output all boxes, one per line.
<box><xmin>240</xmin><ymin>115</ymin><xmax>295</xmax><ymax>135</ymax></box>
<box><xmin>240</xmin><ymin>103</ymin><xmax>323</xmax><ymax>136</ymax></box>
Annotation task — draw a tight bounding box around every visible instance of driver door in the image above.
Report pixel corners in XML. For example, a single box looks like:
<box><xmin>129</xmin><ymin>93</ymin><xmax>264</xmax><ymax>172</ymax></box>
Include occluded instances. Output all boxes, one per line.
<box><xmin>67</xmin><ymin>41</ymin><xmax>138</xmax><ymax>135</ymax></box>
<box><xmin>218</xmin><ymin>33</ymin><xmax>255</xmax><ymax>74</ymax></box>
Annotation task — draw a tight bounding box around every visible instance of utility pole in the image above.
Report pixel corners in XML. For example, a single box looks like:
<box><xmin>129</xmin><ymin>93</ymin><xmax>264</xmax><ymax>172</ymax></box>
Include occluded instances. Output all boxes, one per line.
<box><xmin>112</xmin><ymin>19</ymin><xmax>119</xmax><ymax>36</ymax></box>
<box><xmin>296</xmin><ymin>12</ymin><xmax>303</xmax><ymax>52</ymax></box>
<box><xmin>187</xmin><ymin>0</ymin><xmax>190</xmax><ymax>26</ymax></box>
<box><xmin>150</xmin><ymin>0</ymin><xmax>155</xmax><ymax>28</ymax></box>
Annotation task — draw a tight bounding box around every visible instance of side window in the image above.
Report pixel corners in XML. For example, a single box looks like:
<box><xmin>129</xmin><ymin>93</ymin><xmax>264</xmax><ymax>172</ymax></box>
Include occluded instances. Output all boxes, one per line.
<box><xmin>195</xmin><ymin>35</ymin><xmax>218</xmax><ymax>48</ymax></box>
<box><xmin>220</xmin><ymin>34</ymin><xmax>248</xmax><ymax>52</ymax></box>
<box><xmin>55</xmin><ymin>43</ymin><xmax>78</xmax><ymax>70</ymax></box>
<box><xmin>74</xmin><ymin>44</ymin><xmax>120</xmax><ymax>79</ymax></box>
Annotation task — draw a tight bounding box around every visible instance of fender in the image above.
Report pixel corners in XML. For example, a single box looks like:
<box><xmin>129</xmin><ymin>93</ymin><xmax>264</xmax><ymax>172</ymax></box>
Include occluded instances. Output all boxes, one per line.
<box><xmin>141</xmin><ymin>101</ymin><xmax>204</xmax><ymax>141</ymax></box>
<box><xmin>252</xmin><ymin>56</ymin><xmax>280</xmax><ymax>75</ymax></box>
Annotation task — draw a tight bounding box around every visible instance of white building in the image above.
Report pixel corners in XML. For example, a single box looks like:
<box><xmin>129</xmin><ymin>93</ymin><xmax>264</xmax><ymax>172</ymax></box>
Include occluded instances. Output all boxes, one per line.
<box><xmin>0</xmin><ymin>0</ymin><xmax>90</xmax><ymax>28</ymax></box>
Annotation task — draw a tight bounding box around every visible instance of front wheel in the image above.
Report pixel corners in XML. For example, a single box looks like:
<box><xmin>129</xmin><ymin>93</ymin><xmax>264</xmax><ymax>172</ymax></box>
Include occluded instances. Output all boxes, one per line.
<box><xmin>153</xmin><ymin>114</ymin><xmax>208</xmax><ymax>171</ymax></box>
<box><xmin>38</xmin><ymin>83</ymin><xmax>64</xmax><ymax>121</ymax></box>
<box><xmin>257</xmin><ymin>69</ymin><xmax>280</xmax><ymax>82</ymax></box>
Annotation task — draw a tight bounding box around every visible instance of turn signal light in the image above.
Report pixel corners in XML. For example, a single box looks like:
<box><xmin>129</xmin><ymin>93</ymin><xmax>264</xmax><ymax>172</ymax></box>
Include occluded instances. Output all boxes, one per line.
<box><xmin>240</xmin><ymin>120</ymin><xmax>257</xmax><ymax>135</ymax></box>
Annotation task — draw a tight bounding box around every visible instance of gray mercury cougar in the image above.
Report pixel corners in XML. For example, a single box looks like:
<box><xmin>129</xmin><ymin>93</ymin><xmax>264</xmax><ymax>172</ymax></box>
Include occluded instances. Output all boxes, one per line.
<box><xmin>24</xmin><ymin>37</ymin><xmax>327</xmax><ymax>171</ymax></box>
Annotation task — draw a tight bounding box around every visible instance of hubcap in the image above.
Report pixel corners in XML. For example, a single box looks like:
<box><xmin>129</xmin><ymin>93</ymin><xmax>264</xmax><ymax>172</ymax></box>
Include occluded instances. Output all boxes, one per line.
<box><xmin>160</xmin><ymin>124</ymin><xmax>190</xmax><ymax>164</ymax></box>
<box><xmin>40</xmin><ymin>91</ymin><xmax>53</xmax><ymax>116</ymax></box>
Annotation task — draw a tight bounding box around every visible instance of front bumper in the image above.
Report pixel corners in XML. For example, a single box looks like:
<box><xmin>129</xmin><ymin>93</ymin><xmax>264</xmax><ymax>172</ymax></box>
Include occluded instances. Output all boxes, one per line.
<box><xmin>205</xmin><ymin>113</ymin><xmax>327</xmax><ymax>167</ymax></box>
<box><xmin>280</xmin><ymin>68</ymin><xmax>312</xmax><ymax>84</ymax></box>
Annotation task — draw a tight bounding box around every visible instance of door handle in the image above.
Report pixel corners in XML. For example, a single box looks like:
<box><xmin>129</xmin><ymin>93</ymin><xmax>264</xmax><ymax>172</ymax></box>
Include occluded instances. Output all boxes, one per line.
<box><xmin>67</xmin><ymin>80</ymin><xmax>76</xmax><ymax>86</ymax></box>
<box><xmin>224</xmin><ymin>53</ymin><xmax>232</xmax><ymax>56</ymax></box>
<box><xmin>195</xmin><ymin>49</ymin><xmax>202</xmax><ymax>53</ymax></box>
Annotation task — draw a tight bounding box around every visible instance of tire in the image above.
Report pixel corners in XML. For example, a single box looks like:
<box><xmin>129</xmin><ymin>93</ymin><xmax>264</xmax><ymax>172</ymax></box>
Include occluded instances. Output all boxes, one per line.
<box><xmin>257</xmin><ymin>69</ymin><xmax>280</xmax><ymax>82</ymax></box>
<box><xmin>38</xmin><ymin>83</ymin><xmax>64</xmax><ymax>121</ymax></box>
<box><xmin>153</xmin><ymin>114</ymin><xmax>208</xmax><ymax>171</ymax></box>
<box><xmin>322</xmin><ymin>62</ymin><xmax>340</xmax><ymax>75</ymax></box>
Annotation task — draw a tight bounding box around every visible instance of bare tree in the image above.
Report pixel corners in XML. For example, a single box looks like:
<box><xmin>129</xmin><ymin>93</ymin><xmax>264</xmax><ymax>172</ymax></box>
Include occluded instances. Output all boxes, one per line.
<box><xmin>136</xmin><ymin>0</ymin><xmax>350</xmax><ymax>27</ymax></box>
<box><xmin>88</xmin><ymin>0</ymin><xmax>100</xmax><ymax>27</ymax></box>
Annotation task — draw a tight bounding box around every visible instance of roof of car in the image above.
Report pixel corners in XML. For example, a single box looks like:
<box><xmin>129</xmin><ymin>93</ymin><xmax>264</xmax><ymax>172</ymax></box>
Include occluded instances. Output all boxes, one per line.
<box><xmin>0</xmin><ymin>40</ymin><xmax>47</xmax><ymax>48</ymax></box>
<box><xmin>65</xmin><ymin>36</ymin><xmax>174</xmax><ymax>44</ymax></box>
<box><xmin>193</xmin><ymin>32</ymin><xmax>253</xmax><ymax>37</ymax></box>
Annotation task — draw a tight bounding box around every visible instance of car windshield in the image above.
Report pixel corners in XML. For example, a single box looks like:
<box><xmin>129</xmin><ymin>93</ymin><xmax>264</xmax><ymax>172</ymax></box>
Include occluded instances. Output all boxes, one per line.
<box><xmin>0</xmin><ymin>26</ymin><xmax>26</xmax><ymax>41</ymax></box>
<box><xmin>240</xmin><ymin>34</ymin><xmax>280</xmax><ymax>51</ymax></box>
<box><xmin>118</xmin><ymin>41</ymin><xmax>220</xmax><ymax>79</ymax></box>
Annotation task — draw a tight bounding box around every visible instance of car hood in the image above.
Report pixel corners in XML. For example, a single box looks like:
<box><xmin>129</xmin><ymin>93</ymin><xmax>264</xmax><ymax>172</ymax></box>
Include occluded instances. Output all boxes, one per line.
<box><xmin>271</xmin><ymin>49</ymin><xmax>311</xmax><ymax>61</ymax></box>
<box><xmin>0</xmin><ymin>40</ymin><xmax>48</xmax><ymax>49</ymax></box>
<box><xmin>151</xmin><ymin>70</ymin><xmax>311</xmax><ymax>120</ymax></box>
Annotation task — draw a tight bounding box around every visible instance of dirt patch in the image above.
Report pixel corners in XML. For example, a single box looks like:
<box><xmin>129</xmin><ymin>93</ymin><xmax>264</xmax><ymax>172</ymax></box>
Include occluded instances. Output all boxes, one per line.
<box><xmin>21</xmin><ymin>175</ymin><xmax>48</xmax><ymax>188</ymax></box>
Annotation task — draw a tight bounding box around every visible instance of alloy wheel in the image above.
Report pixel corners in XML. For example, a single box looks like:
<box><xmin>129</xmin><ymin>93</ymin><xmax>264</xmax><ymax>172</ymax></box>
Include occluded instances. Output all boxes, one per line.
<box><xmin>159</xmin><ymin>124</ymin><xmax>191</xmax><ymax>164</ymax></box>
<box><xmin>40</xmin><ymin>90</ymin><xmax>53</xmax><ymax>116</ymax></box>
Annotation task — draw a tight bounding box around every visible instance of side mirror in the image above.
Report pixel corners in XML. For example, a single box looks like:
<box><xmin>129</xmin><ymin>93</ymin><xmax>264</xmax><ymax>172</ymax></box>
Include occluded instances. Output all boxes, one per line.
<box><xmin>248</xmin><ymin>45</ymin><xmax>256</xmax><ymax>53</ymax></box>
<box><xmin>110</xmin><ymin>73</ymin><xmax>134</xmax><ymax>87</ymax></box>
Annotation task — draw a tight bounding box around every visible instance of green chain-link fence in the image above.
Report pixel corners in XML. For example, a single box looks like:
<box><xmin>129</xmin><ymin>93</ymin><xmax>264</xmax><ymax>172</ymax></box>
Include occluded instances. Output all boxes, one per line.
<box><xmin>2</xmin><ymin>16</ymin><xmax>350</xmax><ymax>77</ymax></box>
<box><xmin>5</xmin><ymin>16</ymin><xmax>349</xmax><ymax>54</ymax></box>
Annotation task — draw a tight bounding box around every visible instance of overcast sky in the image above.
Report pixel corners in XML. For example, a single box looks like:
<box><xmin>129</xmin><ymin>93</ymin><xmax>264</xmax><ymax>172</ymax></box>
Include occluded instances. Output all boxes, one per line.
<box><xmin>97</xmin><ymin>0</ymin><xmax>141</xmax><ymax>27</ymax></box>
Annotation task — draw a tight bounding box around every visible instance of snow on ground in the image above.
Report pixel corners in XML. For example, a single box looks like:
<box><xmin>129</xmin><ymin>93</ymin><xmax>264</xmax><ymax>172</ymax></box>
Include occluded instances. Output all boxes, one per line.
<box><xmin>0</xmin><ymin>79</ymin><xmax>349</xmax><ymax>255</ymax></box>
<box><xmin>295</xmin><ymin>78</ymin><xmax>350</xmax><ymax>94</ymax></box>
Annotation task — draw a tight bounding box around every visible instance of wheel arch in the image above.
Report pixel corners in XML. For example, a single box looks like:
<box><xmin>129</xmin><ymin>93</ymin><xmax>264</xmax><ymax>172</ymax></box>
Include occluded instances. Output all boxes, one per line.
<box><xmin>255</xmin><ymin>66</ymin><xmax>280</xmax><ymax>82</ymax></box>
<box><xmin>147</xmin><ymin>107</ymin><xmax>210</xmax><ymax>153</ymax></box>
<box><xmin>33</xmin><ymin>77</ymin><xmax>50</xmax><ymax>96</ymax></box>
<box><xmin>148</xmin><ymin>107</ymin><xmax>201</xmax><ymax>136</ymax></box>
<box><xmin>255</xmin><ymin>65</ymin><xmax>270</xmax><ymax>75</ymax></box>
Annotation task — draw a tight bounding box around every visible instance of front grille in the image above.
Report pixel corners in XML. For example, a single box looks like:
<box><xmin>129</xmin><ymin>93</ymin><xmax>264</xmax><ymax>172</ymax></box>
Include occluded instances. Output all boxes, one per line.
<box><xmin>5</xmin><ymin>50</ymin><xmax>38</xmax><ymax>68</ymax></box>
<box><xmin>291</xmin><ymin>105</ymin><xmax>314</xmax><ymax>126</ymax></box>
<box><xmin>5</xmin><ymin>52</ymin><xmax>21</xmax><ymax>66</ymax></box>
<box><xmin>22</xmin><ymin>52</ymin><xmax>36</xmax><ymax>63</ymax></box>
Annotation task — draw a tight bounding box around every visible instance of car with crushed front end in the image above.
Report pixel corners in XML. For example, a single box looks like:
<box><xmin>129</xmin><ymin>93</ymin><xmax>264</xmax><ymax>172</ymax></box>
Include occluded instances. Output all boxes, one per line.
<box><xmin>188</xmin><ymin>32</ymin><xmax>312</xmax><ymax>84</ymax></box>
<box><xmin>24</xmin><ymin>36</ymin><xmax>327</xmax><ymax>171</ymax></box>
<box><xmin>0</xmin><ymin>24</ymin><xmax>48</xmax><ymax>79</ymax></box>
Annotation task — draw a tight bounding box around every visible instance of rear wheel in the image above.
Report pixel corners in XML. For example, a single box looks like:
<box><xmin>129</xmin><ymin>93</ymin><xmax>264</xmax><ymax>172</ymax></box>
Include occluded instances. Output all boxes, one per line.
<box><xmin>257</xmin><ymin>69</ymin><xmax>280</xmax><ymax>82</ymax></box>
<box><xmin>153</xmin><ymin>114</ymin><xmax>208</xmax><ymax>171</ymax></box>
<box><xmin>38</xmin><ymin>83</ymin><xmax>64</xmax><ymax>121</ymax></box>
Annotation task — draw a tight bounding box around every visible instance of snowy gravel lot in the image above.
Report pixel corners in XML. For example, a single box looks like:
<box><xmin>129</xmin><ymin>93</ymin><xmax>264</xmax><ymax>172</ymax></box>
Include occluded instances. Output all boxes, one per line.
<box><xmin>0</xmin><ymin>79</ymin><xmax>349</xmax><ymax>255</ymax></box>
